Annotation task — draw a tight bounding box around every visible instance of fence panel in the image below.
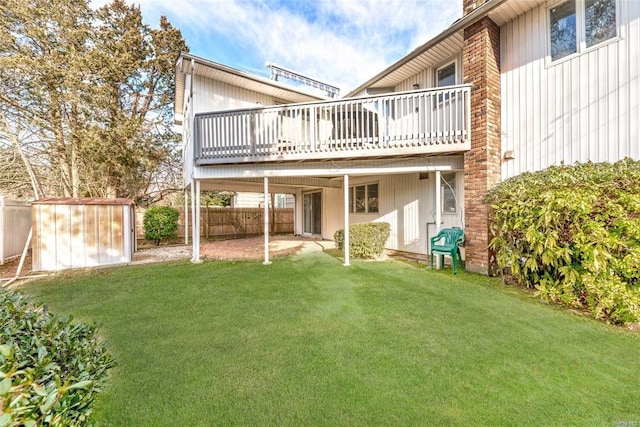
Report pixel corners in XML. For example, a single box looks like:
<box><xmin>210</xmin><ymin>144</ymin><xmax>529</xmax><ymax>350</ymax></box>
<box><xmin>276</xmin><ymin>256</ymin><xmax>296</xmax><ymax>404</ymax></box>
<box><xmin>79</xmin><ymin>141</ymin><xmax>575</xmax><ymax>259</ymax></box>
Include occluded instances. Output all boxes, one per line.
<box><xmin>136</xmin><ymin>207</ymin><xmax>294</xmax><ymax>241</ymax></box>
<box><xmin>0</xmin><ymin>197</ymin><xmax>32</xmax><ymax>264</ymax></box>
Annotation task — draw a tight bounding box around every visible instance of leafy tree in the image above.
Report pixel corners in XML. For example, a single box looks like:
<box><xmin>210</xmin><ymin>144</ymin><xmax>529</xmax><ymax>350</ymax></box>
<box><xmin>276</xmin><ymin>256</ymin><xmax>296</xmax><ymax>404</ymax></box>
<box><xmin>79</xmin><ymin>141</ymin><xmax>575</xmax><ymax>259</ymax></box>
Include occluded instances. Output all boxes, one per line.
<box><xmin>0</xmin><ymin>0</ymin><xmax>188</xmax><ymax>204</ymax></box>
<box><xmin>201</xmin><ymin>191</ymin><xmax>233</xmax><ymax>207</ymax></box>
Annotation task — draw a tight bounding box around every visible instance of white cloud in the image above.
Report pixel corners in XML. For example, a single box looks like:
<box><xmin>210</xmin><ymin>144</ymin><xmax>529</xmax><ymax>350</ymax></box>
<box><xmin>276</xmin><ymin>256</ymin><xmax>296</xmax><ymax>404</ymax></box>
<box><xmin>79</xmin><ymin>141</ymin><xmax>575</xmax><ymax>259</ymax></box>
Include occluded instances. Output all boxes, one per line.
<box><xmin>94</xmin><ymin>0</ymin><xmax>461</xmax><ymax>93</ymax></box>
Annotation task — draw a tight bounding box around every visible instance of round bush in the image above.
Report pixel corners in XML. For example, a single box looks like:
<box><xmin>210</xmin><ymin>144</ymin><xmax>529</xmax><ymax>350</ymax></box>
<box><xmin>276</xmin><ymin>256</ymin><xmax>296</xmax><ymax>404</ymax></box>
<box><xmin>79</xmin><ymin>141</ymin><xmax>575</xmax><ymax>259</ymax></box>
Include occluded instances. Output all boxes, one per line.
<box><xmin>334</xmin><ymin>222</ymin><xmax>391</xmax><ymax>259</ymax></box>
<box><xmin>143</xmin><ymin>206</ymin><xmax>180</xmax><ymax>245</ymax></box>
<box><xmin>484</xmin><ymin>158</ymin><xmax>640</xmax><ymax>324</ymax></box>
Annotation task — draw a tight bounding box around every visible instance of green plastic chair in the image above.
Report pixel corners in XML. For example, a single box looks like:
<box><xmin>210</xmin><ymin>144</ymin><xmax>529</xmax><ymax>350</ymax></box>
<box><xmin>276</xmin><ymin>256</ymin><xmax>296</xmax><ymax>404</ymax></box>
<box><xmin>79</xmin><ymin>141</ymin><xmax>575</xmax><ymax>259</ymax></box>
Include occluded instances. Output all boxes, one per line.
<box><xmin>430</xmin><ymin>228</ymin><xmax>465</xmax><ymax>274</ymax></box>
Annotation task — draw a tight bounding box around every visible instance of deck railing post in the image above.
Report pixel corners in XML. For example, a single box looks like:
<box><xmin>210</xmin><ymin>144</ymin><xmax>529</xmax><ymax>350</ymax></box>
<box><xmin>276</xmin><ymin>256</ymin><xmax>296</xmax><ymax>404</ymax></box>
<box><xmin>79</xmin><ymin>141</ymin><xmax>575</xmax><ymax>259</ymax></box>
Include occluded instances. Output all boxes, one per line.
<box><xmin>310</xmin><ymin>105</ymin><xmax>317</xmax><ymax>152</ymax></box>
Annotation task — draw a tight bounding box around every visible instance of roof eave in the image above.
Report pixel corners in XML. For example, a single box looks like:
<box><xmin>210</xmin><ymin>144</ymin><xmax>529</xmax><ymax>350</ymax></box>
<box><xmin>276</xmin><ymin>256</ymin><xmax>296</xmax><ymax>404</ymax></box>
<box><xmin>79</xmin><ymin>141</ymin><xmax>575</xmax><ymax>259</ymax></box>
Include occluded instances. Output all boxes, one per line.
<box><xmin>345</xmin><ymin>0</ymin><xmax>508</xmax><ymax>97</ymax></box>
<box><xmin>182</xmin><ymin>53</ymin><xmax>326</xmax><ymax>97</ymax></box>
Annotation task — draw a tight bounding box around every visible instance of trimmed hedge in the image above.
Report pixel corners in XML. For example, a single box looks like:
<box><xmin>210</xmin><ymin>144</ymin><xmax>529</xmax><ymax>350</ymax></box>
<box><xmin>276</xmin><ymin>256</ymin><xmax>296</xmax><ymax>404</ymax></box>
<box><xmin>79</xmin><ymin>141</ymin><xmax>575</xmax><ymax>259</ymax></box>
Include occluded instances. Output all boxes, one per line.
<box><xmin>0</xmin><ymin>291</ymin><xmax>114</xmax><ymax>425</ymax></box>
<box><xmin>144</xmin><ymin>206</ymin><xmax>180</xmax><ymax>245</ymax></box>
<box><xmin>334</xmin><ymin>222</ymin><xmax>390</xmax><ymax>259</ymax></box>
<box><xmin>484</xmin><ymin>158</ymin><xmax>640</xmax><ymax>324</ymax></box>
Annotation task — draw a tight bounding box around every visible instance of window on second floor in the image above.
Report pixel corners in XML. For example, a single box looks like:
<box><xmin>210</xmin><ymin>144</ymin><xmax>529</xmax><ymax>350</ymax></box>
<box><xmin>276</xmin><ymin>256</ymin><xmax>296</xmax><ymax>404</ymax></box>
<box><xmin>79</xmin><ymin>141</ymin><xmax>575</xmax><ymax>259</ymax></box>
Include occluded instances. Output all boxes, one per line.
<box><xmin>549</xmin><ymin>0</ymin><xmax>617</xmax><ymax>62</ymax></box>
<box><xmin>436</xmin><ymin>62</ymin><xmax>456</xmax><ymax>88</ymax></box>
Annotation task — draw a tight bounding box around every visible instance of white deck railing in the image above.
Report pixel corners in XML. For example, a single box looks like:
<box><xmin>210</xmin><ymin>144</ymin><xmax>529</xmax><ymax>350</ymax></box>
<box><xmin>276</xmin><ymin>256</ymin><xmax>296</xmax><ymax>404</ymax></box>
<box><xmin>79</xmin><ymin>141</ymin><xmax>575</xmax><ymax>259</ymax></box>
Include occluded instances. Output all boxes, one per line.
<box><xmin>193</xmin><ymin>85</ymin><xmax>471</xmax><ymax>165</ymax></box>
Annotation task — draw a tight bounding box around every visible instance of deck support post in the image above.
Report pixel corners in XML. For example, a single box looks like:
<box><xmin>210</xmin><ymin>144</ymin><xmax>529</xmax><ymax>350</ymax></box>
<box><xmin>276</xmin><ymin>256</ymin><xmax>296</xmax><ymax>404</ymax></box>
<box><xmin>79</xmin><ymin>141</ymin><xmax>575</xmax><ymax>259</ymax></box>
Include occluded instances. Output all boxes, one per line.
<box><xmin>263</xmin><ymin>177</ymin><xmax>271</xmax><ymax>265</ymax></box>
<box><xmin>191</xmin><ymin>179</ymin><xmax>202</xmax><ymax>263</ymax></box>
<box><xmin>343</xmin><ymin>174</ymin><xmax>350</xmax><ymax>267</ymax></box>
<box><xmin>435</xmin><ymin>170</ymin><xmax>442</xmax><ymax>269</ymax></box>
<box><xmin>184</xmin><ymin>189</ymin><xmax>189</xmax><ymax>245</ymax></box>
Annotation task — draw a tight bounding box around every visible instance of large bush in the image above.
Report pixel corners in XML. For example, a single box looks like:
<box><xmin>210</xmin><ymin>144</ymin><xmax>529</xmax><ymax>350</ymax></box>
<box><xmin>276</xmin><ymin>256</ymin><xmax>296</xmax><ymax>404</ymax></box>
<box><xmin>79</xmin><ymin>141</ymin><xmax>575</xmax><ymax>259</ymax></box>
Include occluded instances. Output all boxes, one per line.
<box><xmin>0</xmin><ymin>290</ymin><xmax>114</xmax><ymax>425</ymax></box>
<box><xmin>144</xmin><ymin>206</ymin><xmax>180</xmax><ymax>245</ymax></box>
<box><xmin>484</xmin><ymin>158</ymin><xmax>640</xmax><ymax>324</ymax></box>
<box><xmin>334</xmin><ymin>222</ymin><xmax>391</xmax><ymax>259</ymax></box>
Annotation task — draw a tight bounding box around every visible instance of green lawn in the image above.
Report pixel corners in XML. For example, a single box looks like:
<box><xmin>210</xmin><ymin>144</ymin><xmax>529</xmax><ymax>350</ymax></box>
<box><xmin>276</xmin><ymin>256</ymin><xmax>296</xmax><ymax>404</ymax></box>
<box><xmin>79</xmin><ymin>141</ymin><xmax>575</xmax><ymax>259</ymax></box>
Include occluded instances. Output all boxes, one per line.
<box><xmin>20</xmin><ymin>251</ymin><xmax>640</xmax><ymax>426</ymax></box>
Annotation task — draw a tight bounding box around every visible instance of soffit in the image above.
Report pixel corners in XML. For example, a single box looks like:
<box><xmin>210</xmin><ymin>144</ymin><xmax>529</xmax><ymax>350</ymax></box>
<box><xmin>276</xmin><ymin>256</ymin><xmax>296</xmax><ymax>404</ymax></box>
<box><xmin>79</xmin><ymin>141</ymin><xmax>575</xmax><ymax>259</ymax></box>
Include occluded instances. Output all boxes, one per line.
<box><xmin>367</xmin><ymin>32</ymin><xmax>465</xmax><ymax>90</ymax></box>
<box><xmin>488</xmin><ymin>0</ymin><xmax>545</xmax><ymax>26</ymax></box>
<box><xmin>346</xmin><ymin>0</ymin><xmax>548</xmax><ymax>97</ymax></box>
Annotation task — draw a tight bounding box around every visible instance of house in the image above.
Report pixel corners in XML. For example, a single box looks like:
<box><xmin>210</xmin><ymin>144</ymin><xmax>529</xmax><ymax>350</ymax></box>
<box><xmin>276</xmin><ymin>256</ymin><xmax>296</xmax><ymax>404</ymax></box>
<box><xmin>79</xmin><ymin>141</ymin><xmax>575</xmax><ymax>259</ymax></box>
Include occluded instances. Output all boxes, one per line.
<box><xmin>176</xmin><ymin>0</ymin><xmax>639</xmax><ymax>273</ymax></box>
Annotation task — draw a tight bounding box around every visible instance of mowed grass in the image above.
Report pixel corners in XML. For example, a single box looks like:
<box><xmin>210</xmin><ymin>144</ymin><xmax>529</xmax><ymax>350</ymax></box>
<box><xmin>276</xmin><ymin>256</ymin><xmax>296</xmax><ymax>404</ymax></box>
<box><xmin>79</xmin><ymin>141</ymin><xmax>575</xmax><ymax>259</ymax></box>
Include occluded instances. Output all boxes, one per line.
<box><xmin>20</xmin><ymin>251</ymin><xmax>640</xmax><ymax>426</ymax></box>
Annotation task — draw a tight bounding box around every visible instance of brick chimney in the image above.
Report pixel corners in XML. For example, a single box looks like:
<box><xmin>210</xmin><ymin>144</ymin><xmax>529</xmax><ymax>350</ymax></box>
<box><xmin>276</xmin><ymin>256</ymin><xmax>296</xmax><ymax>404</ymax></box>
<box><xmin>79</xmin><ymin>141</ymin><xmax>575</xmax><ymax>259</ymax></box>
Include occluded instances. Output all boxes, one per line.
<box><xmin>463</xmin><ymin>0</ymin><xmax>490</xmax><ymax>15</ymax></box>
<box><xmin>461</xmin><ymin>0</ymin><xmax>502</xmax><ymax>275</ymax></box>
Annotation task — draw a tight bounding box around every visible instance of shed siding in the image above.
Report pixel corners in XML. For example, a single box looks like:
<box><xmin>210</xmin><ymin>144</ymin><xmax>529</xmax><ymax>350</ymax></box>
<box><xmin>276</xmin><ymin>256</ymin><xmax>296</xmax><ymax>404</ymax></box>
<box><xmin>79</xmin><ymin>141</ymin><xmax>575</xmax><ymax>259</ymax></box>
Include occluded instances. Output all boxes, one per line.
<box><xmin>501</xmin><ymin>1</ymin><xmax>640</xmax><ymax>179</ymax></box>
<box><xmin>33</xmin><ymin>203</ymin><xmax>133</xmax><ymax>271</ymax></box>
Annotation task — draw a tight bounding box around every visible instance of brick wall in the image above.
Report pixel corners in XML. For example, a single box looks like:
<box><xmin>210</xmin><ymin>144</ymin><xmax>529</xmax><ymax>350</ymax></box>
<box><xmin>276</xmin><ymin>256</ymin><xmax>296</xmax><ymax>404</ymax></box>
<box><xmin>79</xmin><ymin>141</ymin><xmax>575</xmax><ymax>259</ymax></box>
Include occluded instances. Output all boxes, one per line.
<box><xmin>462</xmin><ymin>16</ymin><xmax>502</xmax><ymax>274</ymax></box>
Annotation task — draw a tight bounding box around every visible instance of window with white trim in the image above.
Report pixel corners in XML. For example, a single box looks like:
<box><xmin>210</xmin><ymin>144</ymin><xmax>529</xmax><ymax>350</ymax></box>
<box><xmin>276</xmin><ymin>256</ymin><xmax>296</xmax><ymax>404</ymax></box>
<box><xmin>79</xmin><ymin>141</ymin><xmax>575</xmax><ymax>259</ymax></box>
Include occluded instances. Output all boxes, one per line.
<box><xmin>549</xmin><ymin>0</ymin><xmax>617</xmax><ymax>62</ymax></box>
<box><xmin>436</xmin><ymin>62</ymin><xmax>456</xmax><ymax>88</ymax></box>
<box><xmin>434</xmin><ymin>60</ymin><xmax>458</xmax><ymax>103</ymax></box>
<box><xmin>441</xmin><ymin>173</ymin><xmax>457</xmax><ymax>214</ymax></box>
<box><xmin>349</xmin><ymin>183</ymin><xmax>378</xmax><ymax>214</ymax></box>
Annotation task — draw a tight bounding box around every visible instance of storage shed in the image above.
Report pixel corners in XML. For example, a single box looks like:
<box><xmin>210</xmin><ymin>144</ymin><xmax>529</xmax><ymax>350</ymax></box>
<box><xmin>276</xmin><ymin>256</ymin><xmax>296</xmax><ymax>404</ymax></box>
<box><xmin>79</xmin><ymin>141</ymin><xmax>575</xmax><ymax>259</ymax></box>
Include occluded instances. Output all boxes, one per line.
<box><xmin>32</xmin><ymin>198</ymin><xmax>136</xmax><ymax>272</ymax></box>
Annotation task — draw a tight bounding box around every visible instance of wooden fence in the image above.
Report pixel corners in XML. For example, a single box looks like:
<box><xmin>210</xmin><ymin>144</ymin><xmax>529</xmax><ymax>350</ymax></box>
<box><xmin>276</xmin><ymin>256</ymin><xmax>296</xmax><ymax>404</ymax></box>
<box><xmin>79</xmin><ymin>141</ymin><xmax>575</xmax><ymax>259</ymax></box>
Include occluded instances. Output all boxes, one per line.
<box><xmin>136</xmin><ymin>207</ymin><xmax>294</xmax><ymax>240</ymax></box>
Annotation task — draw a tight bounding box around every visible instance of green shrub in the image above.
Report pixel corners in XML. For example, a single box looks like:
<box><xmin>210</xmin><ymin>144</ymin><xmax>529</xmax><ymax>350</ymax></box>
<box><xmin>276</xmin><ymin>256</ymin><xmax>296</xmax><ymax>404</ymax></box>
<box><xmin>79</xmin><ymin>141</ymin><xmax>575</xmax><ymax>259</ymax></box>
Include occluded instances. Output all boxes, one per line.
<box><xmin>0</xmin><ymin>290</ymin><xmax>114</xmax><ymax>425</ymax></box>
<box><xmin>144</xmin><ymin>206</ymin><xmax>180</xmax><ymax>245</ymax></box>
<box><xmin>484</xmin><ymin>158</ymin><xmax>640</xmax><ymax>324</ymax></box>
<box><xmin>334</xmin><ymin>222</ymin><xmax>391</xmax><ymax>259</ymax></box>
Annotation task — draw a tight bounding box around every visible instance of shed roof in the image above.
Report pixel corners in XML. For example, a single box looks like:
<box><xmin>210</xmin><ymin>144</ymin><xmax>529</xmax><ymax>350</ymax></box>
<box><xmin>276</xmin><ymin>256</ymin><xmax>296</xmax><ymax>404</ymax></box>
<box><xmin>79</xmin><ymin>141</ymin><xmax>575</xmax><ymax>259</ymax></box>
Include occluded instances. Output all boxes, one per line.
<box><xmin>32</xmin><ymin>198</ymin><xmax>135</xmax><ymax>206</ymax></box>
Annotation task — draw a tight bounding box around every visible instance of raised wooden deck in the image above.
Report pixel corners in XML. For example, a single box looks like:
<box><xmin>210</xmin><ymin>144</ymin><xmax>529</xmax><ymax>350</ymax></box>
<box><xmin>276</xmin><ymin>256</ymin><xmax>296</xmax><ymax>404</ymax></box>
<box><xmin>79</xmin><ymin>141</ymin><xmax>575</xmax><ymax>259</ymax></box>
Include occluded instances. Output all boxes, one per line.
<box><xmin>192</xmin><ymin>85</ymin><xmax>471</xmax><ymax>165</ymax></box>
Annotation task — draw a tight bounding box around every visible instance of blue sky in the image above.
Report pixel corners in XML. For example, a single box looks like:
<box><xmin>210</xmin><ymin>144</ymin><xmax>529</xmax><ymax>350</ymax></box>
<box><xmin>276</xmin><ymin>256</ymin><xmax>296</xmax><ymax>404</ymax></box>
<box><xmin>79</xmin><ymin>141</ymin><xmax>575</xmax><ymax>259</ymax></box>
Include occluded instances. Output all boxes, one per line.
<box><xmin>92</xmin><ymin>0</ymin><xmax>462</xmax><ymax>93</ymax></box>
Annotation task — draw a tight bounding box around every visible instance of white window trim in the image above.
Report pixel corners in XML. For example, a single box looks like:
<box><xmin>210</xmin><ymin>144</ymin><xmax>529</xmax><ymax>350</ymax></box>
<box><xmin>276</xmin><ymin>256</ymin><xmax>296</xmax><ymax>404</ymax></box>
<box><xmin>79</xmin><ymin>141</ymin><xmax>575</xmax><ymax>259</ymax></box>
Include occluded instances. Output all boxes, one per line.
<box><xmin>440</xmin><ymin>172</ymin><xmax>459</xmax><ymax>215</ymax></box>
<box><xmin>349</xmin><ymin>182</ymin><xmax>379</xmax><ymax>214</ymax></box>
<box><xmin>433</xmin><ymin>56</ymin><xmax>462</xmax><ymax>88</ymax></box>
<box><xmin>546</xmin><ymin>0</ymin><xmax>621</xmax><ymax>67</ymax></box>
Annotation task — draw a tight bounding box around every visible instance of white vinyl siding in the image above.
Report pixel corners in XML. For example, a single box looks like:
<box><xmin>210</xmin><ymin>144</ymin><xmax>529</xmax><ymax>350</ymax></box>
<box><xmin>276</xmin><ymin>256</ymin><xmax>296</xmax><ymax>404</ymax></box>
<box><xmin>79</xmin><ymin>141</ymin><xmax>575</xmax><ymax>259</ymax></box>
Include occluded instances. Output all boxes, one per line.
<box><xmin>395</xmin><ymin>69</ymin><xmax>433</xmax><ymax>92</ymax></box>
<box><xmin>344</xmin><ymin>171</ymin><xmax>464</xmax><ymax>255</ymax></box>
<box><xmin>501</xmin><ymin>0</ymin><xmax>640</xmax><ymax>180</ymax></box>
<box><xmin>193</xmin><ymin>75</ymin><xmax>274</xmax><ymax>114</ymax></box>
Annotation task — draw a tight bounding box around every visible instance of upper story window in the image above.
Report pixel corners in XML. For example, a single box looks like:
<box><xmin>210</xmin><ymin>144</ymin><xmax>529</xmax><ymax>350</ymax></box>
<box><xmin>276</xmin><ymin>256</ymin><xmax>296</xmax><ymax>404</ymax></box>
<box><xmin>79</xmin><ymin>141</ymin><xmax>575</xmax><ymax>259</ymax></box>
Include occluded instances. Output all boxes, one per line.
<box><xmin>585</xmin><ymin>0</ymin><xmax>617</xmax><ymax>47</ymax></box>
<box><xmin>436</xmin><ymin>62</ymin><xmax>456</xmax><ymax>88</ymax></box>
<box><xmin>549</xmin><ymin>0</ymin><xmax>617</xmax><ymax>62</ymax></box>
